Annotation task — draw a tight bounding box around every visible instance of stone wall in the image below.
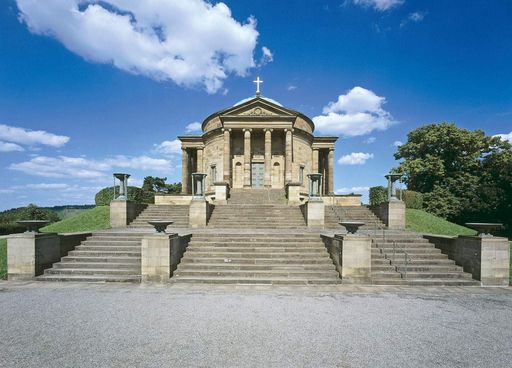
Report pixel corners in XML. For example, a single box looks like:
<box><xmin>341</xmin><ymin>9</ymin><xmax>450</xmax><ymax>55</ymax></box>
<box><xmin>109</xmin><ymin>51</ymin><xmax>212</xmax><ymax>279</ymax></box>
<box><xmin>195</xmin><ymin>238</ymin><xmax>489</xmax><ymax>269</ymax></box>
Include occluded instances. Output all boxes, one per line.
<box><xmin>203</xmin><ymin>134</ymin><xmax>223</xmax><ymax>190</ymax></box>
<box><xmin>292</xmin><ymin>133</ymin><xmax>313</xmax><ymax>192</ymax></box>
<box><xmin>154</xmin><ymin>195</ymin><xmax>193</xmax><ymax>205</ymax></box>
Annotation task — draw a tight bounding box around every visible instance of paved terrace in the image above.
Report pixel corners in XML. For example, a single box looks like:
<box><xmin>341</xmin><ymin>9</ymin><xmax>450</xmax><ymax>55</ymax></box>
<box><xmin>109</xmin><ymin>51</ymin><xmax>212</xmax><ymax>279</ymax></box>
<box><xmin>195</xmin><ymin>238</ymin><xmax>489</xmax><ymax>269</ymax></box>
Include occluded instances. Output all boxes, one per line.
<box><xmin>0</xmin><ymin>282</ymin><xmax>511</xmax><ymax>367</ymax></box>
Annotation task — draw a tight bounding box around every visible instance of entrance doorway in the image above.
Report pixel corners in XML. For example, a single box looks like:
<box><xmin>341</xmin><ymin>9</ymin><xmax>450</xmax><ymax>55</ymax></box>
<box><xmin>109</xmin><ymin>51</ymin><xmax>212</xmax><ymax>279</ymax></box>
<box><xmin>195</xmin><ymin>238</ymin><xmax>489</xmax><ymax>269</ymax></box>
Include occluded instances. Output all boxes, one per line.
<box><xmin>251</xmin><ymin>163</ymin><xmax>264</xmax><ymax>188</ymax></box>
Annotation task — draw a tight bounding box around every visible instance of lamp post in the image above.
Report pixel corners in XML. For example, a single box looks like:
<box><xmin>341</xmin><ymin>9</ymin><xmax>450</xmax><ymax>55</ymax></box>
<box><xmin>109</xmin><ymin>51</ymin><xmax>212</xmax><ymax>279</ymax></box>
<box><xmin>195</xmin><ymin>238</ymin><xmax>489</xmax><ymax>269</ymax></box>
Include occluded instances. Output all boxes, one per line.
<box><xmin>191</xmin><ymin>173</ymin><xmax>207</xmax><ymax>199</ymax></box>
<box><xmin>113</xmin><ymin>173</ymin><xmax>130</xmax><ymax>200</ymax></box>
<box><xmin>307</xmin><ymin>173</ymin><xmax>323</xmax><ymax>198</ymax></box>
<box><xmin>384</xmin><ymin>173</ymin><xmax>402</xmax><ymax>202</ymax></box>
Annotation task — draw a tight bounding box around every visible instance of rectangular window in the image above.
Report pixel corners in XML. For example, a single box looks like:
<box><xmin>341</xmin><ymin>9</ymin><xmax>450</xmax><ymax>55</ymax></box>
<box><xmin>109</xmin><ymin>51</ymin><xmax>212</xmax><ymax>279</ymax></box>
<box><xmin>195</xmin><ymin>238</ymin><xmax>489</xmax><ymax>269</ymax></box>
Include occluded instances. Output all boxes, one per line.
<box><xmin>299</xmin><ymin>166</ymin><xmax>305</xmax><ymax>185</ymax></box>
<box><xmin>211</xmin><ymin>165</ymin><xmax>217</xmax><ymax>183</ymax></box>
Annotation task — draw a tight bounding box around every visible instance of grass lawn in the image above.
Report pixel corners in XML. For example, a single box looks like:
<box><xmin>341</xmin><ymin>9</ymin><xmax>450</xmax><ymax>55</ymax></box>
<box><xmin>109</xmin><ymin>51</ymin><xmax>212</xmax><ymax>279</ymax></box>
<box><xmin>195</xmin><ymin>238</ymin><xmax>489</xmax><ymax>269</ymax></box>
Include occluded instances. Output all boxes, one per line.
<box><xmin>41</xmin><ymin>206</ymin><xmax>110</xmax><ymax>233</ymax></box>
<box><xmin>406</xmin><ymin>209</ymin><xmax>477</xmax><ymax>236</ymax></box>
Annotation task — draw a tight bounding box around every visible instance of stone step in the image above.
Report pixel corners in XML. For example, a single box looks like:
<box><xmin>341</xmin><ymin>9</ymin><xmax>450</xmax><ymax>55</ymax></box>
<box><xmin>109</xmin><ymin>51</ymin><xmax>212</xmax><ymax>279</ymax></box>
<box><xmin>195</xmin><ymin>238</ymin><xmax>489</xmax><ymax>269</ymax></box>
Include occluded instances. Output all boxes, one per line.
<box><xmin>62</xmin><ymin>256</ymin><xmax>141</xmax><ymax>263</ymax></box>
<box><xmin>188</xmin><ymin>240</ymin><xmax>324</xmax><ymax>246</ymax></box>
<box><xmin>174</xmin><ymin>269</ymin><xmax>338</xmax><ymax>278</ymax></box>
<box><xmin>404</xmin><ymin>279</ymin><xmax>480</xmax><ymax>286</ymax></box>
<box><xmin>393</xmin><ymin>271</ymin><xmax>473</xmax><ymax>279</ymax></box>
<box><xmin>181</xmin><ymin>257</ymin><xmax>333</xmax><ymax>265</ymax></box>
<box><xmin>172</xmin><ymin>276</ymin><xmax>341</xmax><ymax>285</ymax></box>
<box><xmin>76</xmin><ymin>246</ymin><xmax>141</xmax><ymax>252</ymax></box>
<box><xmin>184</xmin><ymin>251</ymin><xmax>329</xmax><ymax>258</ymax></box>
<box><xmin>82</xmin><ymin>240</ymin><xmax>141</xmax><ymax>245</ymax></box>
<box><xmin>378</xmin><ymin>248</ymin><xmax>442</xmax><ymax>254</ymax></box>
<box><xmin>176</xmin><ymin>263</ymin><xmax>335</xmax><ymax>271</ymax></box>
<box><xmin>54</xmin><ymin>262</ymin><xmax>140</xmax><ymax>269</ymax></box>
<box><xmin>186</xmin><ymin>246</ymin><xmax>327</xmax><ymax>253</ymax></box>
<box><xmin>36</xmin><ymin>274</ymin><xmax>141</xmax><ymax>282</ymax></box>
<box><xmin>69</xmin><ymin>250</ymin><xmax>141</xmax><ymax>257</ymax></box>
<box><xmin>45</xmin><ymin>268</ymin><xmax>139</xmax><ymax>276</ymax></box>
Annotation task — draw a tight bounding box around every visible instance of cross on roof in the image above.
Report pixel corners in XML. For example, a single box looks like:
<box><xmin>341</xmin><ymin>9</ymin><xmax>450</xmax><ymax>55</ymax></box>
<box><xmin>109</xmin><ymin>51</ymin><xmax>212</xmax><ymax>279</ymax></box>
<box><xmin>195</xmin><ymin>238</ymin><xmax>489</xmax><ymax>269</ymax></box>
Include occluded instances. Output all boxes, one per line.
<box><xmin>253</xmin><ymin>76</ymin><xmax>263</xmax><ymax>95</ymax></box>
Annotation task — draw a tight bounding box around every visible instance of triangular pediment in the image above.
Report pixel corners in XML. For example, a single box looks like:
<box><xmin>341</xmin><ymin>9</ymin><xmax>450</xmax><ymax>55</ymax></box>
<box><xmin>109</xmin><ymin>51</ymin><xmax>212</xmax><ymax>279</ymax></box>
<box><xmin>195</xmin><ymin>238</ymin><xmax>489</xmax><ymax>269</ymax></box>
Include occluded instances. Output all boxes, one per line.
<box><xmin>221</xmin><ymin>97</ymin><xmax>297</xmax><ymax>118</ymax></box>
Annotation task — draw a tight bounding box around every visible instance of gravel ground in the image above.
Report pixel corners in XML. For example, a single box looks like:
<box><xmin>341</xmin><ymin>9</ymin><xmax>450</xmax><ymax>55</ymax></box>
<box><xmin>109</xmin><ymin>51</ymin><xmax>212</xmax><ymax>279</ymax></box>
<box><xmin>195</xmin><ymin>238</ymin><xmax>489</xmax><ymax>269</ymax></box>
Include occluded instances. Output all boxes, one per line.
<box><xmin>0</xmin><ymin>283</ymin><xmax>511</xmax><ymax>368</ymax></box>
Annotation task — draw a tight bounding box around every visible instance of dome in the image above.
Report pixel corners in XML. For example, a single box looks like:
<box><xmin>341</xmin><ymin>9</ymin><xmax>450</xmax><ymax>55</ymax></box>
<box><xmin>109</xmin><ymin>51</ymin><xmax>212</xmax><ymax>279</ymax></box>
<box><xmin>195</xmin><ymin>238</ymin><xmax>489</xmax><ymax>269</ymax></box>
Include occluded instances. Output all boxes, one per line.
<box><xmin>233</xmin><ymin>95</ymin><xmax>283</xmax><ymax>107</ymax></box>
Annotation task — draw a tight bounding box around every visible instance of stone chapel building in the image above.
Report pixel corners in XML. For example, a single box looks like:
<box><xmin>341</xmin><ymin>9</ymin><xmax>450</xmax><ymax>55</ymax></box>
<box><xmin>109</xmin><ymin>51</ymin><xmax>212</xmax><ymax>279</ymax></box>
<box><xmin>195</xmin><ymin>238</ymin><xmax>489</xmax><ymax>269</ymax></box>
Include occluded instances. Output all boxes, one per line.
<box><xmin>179</xmin><ymin>93</ymin><xmax>338</xmax><ymax>196</ymax></box>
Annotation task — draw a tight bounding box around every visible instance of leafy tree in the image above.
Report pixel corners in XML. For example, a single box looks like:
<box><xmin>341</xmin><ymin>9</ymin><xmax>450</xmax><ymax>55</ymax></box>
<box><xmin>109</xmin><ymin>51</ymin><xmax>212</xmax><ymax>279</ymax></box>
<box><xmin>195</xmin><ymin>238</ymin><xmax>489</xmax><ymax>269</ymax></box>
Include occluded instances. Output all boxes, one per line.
<box><xmin>142</xmin><ymin>176</ymin><xmax>168</xmax><ymax>193</ymax></box>
<box><xmin>166</xmin><ymin>182</ymin><xmax>182</xmax><ymax>194</ymax></box>
<box><xmin>394</xmin><ymin>123</ymin><xmax>512</xmax><ymax>232</ymax></box>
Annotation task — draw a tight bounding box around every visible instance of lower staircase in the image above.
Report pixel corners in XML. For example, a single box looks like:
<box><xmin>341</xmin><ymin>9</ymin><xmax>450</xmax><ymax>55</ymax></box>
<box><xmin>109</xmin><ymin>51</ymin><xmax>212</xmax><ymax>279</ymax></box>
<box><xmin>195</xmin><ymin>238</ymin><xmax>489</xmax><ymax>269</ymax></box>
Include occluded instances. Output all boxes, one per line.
<box><xmin>129</xmin><ymin>204</ymin><xmax>189</xmax><ymax>228</ymax></box>
<box><xmin>172</xmin><ymin>233</ymin><xmax>341</xmax><ymax>285</ymax></box>
<box><xmin>370</xmin><ymin>232</ymin><xmax>479</xmax><ymax>286</ymax></box>
<box><xmin>37</xmin><ymin>232</ymin><xmax>143</xmax><ymax>282</ymax></box>
<box><xmin>325</xmin><ymin>205</ymin><xmax>384</xmax><ymax>230</ymax></box>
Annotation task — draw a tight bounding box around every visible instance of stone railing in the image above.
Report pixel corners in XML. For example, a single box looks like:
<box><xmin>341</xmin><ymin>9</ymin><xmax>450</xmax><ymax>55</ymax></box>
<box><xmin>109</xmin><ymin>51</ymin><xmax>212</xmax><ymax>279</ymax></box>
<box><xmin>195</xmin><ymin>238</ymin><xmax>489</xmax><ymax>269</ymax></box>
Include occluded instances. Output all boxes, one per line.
<box><xmin>424</xmin><ymin>234</ymin><xmax>510</xmax><ymax>286</ymax></box>
<box><xmin>370</xmin><ymin>201</ymin><xmax>405</xmax><ymax>230</ymax></box>
<box><xmin>110</xmin><ymin>200</ymin><xmax>147</xmax><ymax>228</ymax></box>
<box><xmin>7</xmin><ymin>231</ymin><xmax>91</xmax><ymax>280</ymax></box>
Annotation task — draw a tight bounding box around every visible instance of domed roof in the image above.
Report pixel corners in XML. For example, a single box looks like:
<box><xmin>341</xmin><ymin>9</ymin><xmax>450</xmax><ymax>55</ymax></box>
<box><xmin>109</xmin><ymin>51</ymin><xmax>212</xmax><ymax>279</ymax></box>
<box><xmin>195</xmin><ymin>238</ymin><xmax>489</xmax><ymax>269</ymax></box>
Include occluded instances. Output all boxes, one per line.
<box><xmin>233</xmin><ymin>95</ymin><xmax>283</xmax><ymax>107</ymax></box>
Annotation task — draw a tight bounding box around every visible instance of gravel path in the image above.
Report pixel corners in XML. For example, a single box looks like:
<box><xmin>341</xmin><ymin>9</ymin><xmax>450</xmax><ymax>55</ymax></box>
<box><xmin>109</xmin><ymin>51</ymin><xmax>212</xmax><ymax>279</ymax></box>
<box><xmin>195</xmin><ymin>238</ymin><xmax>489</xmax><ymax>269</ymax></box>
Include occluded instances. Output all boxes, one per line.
<box><xmin>1</xmin><ymin>283</ymin><xmax>511</xmax><ymax>368</ymax></box>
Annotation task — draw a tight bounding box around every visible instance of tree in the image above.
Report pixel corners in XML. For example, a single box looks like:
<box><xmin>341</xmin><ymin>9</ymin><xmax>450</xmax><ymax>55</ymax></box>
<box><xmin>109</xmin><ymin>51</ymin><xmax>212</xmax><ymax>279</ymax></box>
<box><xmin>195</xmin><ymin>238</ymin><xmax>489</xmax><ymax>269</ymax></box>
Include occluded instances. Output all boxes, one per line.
<box><xmin>142</xmin><ymin>176</ymin><xmax>168</xmax><ymax>193</ymax></box>
<box><xmin>394</xmin><ymin>123</ymin><xmax>512</xmax><ymax>228</ymax></box>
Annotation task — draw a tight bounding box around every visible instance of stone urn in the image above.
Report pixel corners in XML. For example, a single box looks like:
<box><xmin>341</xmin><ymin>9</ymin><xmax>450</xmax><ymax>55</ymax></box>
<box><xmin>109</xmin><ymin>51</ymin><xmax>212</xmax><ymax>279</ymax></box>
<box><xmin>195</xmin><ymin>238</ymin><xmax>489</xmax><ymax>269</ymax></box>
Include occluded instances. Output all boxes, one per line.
<box><xmin>339</xmin><ymin>221</ymin><xmax>365</xmax><ymax>235</ymax></box>
<box><xmin>465</xmin><ymin>223</ymin><xmax>503</xmax><ymax>237</ymax></box>
<box><xmin>16</xmin><ymin>220</ymin><xmax>50</xmax><ymax>233</ymax></box>
<box><xmin>147</xmin><ymin>220</ymin><xmax>174</xmax><ymax>233</ymax></box>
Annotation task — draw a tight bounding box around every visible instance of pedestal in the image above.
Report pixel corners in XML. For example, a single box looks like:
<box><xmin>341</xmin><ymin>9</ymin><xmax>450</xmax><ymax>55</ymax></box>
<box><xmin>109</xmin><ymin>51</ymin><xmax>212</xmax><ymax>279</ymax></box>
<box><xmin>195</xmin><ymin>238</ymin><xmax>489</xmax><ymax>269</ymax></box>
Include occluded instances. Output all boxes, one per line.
<box><xmin>189</xmin><ymin>198</ymin><xmax>208</xmax><ymax>228</ymax></box>
<box><xmin>286</xmin><ymin>182</ymin><xmax>301</xmax><ymax>206</ymax></box>
<box><xmin>306</xmin><ymin>198</ymin><xmax>324</xmax><ymax>228</ymax></box>
<box><xmin>340</xmin><ymin>234</ymin><xmax>372</xmax><ymax>284</ymax></box>
<box><xmin>141</xmin><ymin>233</ymin><xmax>179</xmax><ymax>282</ymax></box>
<box><xmin>213</xmin><ymin>182</ymin><xmax>230</xmax><ymax>204</ymax></box>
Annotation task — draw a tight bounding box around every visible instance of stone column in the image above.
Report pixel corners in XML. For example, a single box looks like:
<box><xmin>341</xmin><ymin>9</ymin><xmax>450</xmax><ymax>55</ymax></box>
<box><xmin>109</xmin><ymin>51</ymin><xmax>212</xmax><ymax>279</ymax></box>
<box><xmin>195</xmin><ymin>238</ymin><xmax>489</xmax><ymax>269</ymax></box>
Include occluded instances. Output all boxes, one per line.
<box><xmin>264</xmin><ymin>128</ymin><xmax>272</xmax><ymax>187</ymax></box>
<box><xmin>312</xmin><ymin>148</ymin><xmax>319</xmax><ymax>173</ymax></box>
<box><xmin>243</xmin><ymin>128</ymin><xmax>252</xmax><ymax>187</ymax></box>
<box><xmin>327</xmin><ymin>149</ymin><xmax>334</xmax><ymax>195</ymax></box>
<box><xmin>181</xmin><ymin>148</ymin><xmax>189</xmax><ymax>194</ymax></box>
<box><xmin>222</xmin><ymin>128</ymin><xmax>231</xmax><ymax>183</ymax></box>
<box><xmin>196</xmin><ymin>148</ymin><xmax>204</xmax><ymax>175</ymax></box>
<box><xmin>285</xmin><ymin>128</ymin><xmax>293</xmax><ymax>183</ymax></box>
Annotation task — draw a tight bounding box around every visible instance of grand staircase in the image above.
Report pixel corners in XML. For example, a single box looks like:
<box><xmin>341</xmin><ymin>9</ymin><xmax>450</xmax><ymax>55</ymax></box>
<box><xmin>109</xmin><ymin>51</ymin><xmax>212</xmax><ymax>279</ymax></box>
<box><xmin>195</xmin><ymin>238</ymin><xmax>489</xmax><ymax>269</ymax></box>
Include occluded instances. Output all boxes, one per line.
<box><xmin>37</xmin><ymin>232</ymin><xmax>143</xmax><ymax>282</ymax></box>
<box><xmin>172</xmin><ymin>233</ymin><xmax>341</xmax><ymax>285</ymax></box>
<box><xmin>129</xmin><ymin>204</ymin><xmax>189</xmax><ymax>228</ymax></box>
<box><xmin>325</xmin><ymin>205</ymin><xmax>384</xmax><ymax>230</ymax></box>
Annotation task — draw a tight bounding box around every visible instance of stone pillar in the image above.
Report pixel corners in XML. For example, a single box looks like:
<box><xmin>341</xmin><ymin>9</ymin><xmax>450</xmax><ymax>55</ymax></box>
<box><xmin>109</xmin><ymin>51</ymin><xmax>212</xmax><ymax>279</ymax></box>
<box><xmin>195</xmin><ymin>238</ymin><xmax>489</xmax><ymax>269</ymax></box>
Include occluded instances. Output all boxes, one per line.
<box><xmin>141</xmin><ymin>233</ymin><xmax>179</xmax><ymax>282</ymax></box>
<box><xmin>196</xmin><ymin>148</ymin><xmax>204</xmax><ymax>175</ymax></box>
<box><xmin>339</xmin><ymin>234</ymin><xmax>372</xmax><ymax>284</ymax></box>
<box><xmin>110</xmin><ymin>200</ymin><xmax>146</xmax><ymax>228</ymax></box>
<box><xmin>306</xmin><ymin>198</ymin><xmax>324</xmax><ymax>228</ymax></box>
<box><xmin>264</xmin><ymin>128</ymin><xmax>272</xmax><ymax>187</ymax></box>
<box><xmin>328</xmin><ymin>149</ymin><xmax>334</xmax><ymax>195</ymax></box>
<box><xmin>189</xmin><ymin>198</ymin><xmax>208</xmax><ymax>228</ymax></box>
<box><xmin>285</xmin><ymin>128</ymin><xmax>293</xmax><ymax>183</ymax></box>
<box><xmin>243</xmin><ymin>128</ymin><xmax>252</xmax><ymax>187</ymax></box>
<box><xmin>312</xmin><ymin>148</ymin><xmax>319</xmax><ymax>173</ymax></box>
<box><xmin>374</xmin><ymin>201</ymin><xmax>406</xmax><ymax>230</ymax></box>
<box><xmin>222</xmin><ymin>128</ymin><xmax>231</xmax><ymax>183</ymax></box>
<box><xmin>181</xmin><ymin>148</ymin><xmax>189</xmax><ymax>194</ymax></box>
<box><xmin>7</xmin><ymin>233</ymin><xmax>60</xmax><ymax>280</ymax></box>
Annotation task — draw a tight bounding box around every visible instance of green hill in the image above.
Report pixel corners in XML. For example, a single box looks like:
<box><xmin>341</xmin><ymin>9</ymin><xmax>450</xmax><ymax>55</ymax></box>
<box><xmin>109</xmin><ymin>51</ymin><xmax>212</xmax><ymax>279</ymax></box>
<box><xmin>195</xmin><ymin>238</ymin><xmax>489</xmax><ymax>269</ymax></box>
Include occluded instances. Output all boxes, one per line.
<box><xmin>41</xmin><ymin>206</ymin><xmax>110</xmax><ymax>233</ymax></box>
<box><xmin>406</xmin><ymin>209</ymin><xmax>477</xmax><ymax>236</ymax></box>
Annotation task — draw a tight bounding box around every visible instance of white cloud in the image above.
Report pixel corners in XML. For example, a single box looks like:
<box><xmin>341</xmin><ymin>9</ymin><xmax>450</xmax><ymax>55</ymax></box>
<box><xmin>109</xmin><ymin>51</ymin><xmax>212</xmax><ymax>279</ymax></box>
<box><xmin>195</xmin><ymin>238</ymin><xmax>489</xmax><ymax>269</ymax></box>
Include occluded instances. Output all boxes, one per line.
<box><xmin>25</xmin><ymin>183</ymin><xmax>70</xmax><ymax>190</ymax></box>
<box><xmin>154</xmin><ymin>139</ymin><xmax>182</xmax><ymax>156</ymax></box>
<box><xmin>16</xmin><ymin>0</ymin><xmax>260</xmax><ymax>94</ymax></box>
<box><xmin>494</xmin><ymin>132</ymin><xmax>512</xmax><ymax>143</ymax></box>
<box><xmin>0</xmin><ymin>141</ymin><xmax>25</xmax><ymax>152</ymax></box>
<box><xmin>335</xmin><ymin>186</ymin><xmax>370</xmax><ymax>194</ymax></box>
<box><xmin>287</xmin><ymin>85</ymin><xmax>298</xmax><ymax>91</ymax></box>
<box><xmin>185</xmin><ymin>122</ymin><xmax>202</xmax><ymax>133</ymax></box>
<box><xmin>401</xmin><ymin>11</ymin><xmax>427</xmax><ymax>28</ymax></box>
<box><xmin>9</xmin><ymin>155</ymin><xmax>172</xmax><ymax>178</ymax></box>
<box><xmin>313</xmin><ymin>86</ymin><xmax>396</xmax><ymax>136</ymax></box>
<box><xmin>0</xmin><ymin>124</ymin><xmax>69</xmax><ymax>147</ymax></box>
<box><xmin>393</xmin><ymin>140</ymin><xmax>403</xmax><ymax>147</ymax></box>
<box><xmin>338</xmin><ymin>152</ymin><xmax>374</xmax><ymax>165</ymax></box>
<box><xmin>364</xmin><ymin>137</ymin><xmax>376</xmax><ymax>144</ymax></box>
<box><xmin>259</xmin><ymin>46</ymin><xmax>274</xmax><ymax>66</ymax></box>
<box><xmin>352</xmin><ymin>0</ymin><xmax>404</xmax><ymax>11</ymax></box>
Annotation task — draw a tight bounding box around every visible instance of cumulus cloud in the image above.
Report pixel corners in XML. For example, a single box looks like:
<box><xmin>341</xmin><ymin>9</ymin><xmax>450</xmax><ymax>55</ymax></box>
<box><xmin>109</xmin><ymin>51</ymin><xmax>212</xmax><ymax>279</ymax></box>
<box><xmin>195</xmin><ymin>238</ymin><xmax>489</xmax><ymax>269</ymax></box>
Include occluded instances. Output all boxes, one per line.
<box><xmin>259</xmin><ymin>46</ymin><xmax>274</xmax><ymax>66</ymax></box>
<box><xmin>313</xmin><ymin>86</ymin><xmax>396</xmax><ymax>136</ymax></box>
<box><xmin>154</xmin><ymin>139</ymin><xmax>182</xmax><ymax>156</ymax></box>
<box><xmin>494</xmin><ymin>131</ymin><xmax>512</xmax><ymax>143</ymax></box>
<box><xmin>352</xmin><ymin>0</ymin><xmax>404</xmax><ymax>11</ymax></box>
<box><xmin>185</xmin><ymin>122</ymin><xmax>202</xmax><ymax>133</ymax></box>
<box><xmin>338</xmin><ymin>152</ymin><xmax>374</xmax><ymax>165</ymax></box>
<box><xmin>0</xmin><ymin>124</ymin><xmax>69</xmax><ymax>148</ymax></box>
<box><xmin>0</xmin><ymin>141</ymin><xmax>25</xmax><ymax>152</ymax></box>
<box><xmin>335</xmin><ymin>186</ymin><xmax>370</xmax><ymax>194</ymax></box>
<box><xmin>393</xmin><ymin>140</ymin><xmax>403</xmax><ymax>147</ymax></box>
<box><xmin>401</xmin><ymin>11</ymin><xmax>427</xmax><ymax>28</ymax></box>
<box><xmin>9</xmin><ymin>155</ymin><xmax>172</xmax><ymax>178</ymax></box>
<box><xmin>16</xmin><ymin>0</ymin><xmax>260</xmax><ymax>93</ymax></box>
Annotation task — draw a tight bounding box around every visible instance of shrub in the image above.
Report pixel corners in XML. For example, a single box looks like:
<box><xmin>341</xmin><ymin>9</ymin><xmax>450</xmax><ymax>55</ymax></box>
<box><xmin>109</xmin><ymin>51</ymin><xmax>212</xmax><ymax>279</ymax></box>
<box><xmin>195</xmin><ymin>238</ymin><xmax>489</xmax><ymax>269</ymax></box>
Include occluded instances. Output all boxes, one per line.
<box><xmin>0</xmin><ymin>223</ymin><xmax>25</xmax><ymax>235</ymax></box>
<box><xmin>95</xmin><ymin>186</ymin><xmax>153</xmax><ymax>206</ymax></box>
<box><xmin>423</xmin><ymin>185</ymin><xmax>463</xmax><ymax>219</ymax></box>
<box><xmin>369</xmin><ymin>186</ymin><xmax>387</xmax><ymax>206</ymax></box>
<box><xmin>397</xmin><ymin>189</ymin><xmax>423</xmax><ymax>209</ymax></box>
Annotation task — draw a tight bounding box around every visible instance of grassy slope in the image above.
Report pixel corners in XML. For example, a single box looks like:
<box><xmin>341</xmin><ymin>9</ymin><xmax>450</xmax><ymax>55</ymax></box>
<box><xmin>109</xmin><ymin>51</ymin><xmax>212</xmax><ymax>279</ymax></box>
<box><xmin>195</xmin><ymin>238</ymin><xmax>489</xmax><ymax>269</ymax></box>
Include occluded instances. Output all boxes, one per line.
<box><xmin>40</xmin><ymin>206</ymin><xmax>110</xmax><ymax>233</ymax></box>
<box><xmin>406</xmin><ymin>209</ymin><xmax>477</xmax><ymax>236</ymax></box>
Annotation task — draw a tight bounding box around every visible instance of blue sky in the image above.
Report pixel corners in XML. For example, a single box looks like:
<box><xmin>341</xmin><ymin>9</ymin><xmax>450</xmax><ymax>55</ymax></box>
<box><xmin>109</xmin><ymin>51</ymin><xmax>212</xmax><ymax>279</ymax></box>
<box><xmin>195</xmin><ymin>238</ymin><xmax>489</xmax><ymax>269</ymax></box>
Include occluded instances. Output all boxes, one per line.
<box><xmin>1</xmin><ymin>0</ymin><xmax>511</xmax><ymax>210</ymax></box>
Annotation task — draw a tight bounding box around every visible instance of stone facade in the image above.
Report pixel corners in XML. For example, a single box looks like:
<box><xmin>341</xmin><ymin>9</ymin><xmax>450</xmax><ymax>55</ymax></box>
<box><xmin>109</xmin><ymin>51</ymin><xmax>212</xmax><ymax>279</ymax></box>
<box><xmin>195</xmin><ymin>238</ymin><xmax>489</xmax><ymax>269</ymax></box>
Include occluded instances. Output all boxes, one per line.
<box><xmin>179</xmin><ymin>95</ymin><xmax>337</xmax><ymax>195</ymax></box>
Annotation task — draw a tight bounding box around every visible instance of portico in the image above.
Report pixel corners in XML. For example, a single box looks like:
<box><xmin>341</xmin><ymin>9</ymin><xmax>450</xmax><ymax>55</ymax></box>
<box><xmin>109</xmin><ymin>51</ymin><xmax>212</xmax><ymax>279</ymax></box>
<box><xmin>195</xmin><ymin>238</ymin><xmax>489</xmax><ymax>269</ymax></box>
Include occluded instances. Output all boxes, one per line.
<box><xmin>179</xmin><ymin>85</ymin><xmax>337</xmax><ymax>196</ymax></box>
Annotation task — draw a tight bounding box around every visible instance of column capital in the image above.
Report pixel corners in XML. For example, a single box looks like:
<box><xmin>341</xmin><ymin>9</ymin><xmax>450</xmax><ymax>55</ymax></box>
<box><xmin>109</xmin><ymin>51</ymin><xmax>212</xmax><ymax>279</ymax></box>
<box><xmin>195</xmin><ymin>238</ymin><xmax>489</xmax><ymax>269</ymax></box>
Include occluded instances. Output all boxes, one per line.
<box><xmin>284</xmin><ymin>128</ymin><xmax>294</xmax><ymax>133</ymax></box>
<box><xmin>263</xmin><ymin>128</ymin><xmax>274</xmax><ymax>133</ymax></box>
<box><xmin>221</xmin><ymin>128</ymin><xmax>232</xmax><ymax>133</ymax></box>
<box><xmin>242</xmin><ymin>128</ymin><xmax>252</xmax><ymax>133</ymax></box>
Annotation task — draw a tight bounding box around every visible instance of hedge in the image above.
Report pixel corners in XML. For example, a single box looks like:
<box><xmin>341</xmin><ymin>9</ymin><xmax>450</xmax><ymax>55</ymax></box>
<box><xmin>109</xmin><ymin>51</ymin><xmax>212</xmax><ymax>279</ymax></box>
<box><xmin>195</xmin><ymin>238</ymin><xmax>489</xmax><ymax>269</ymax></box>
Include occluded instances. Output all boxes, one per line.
<box><xmin>95</xmin><ymin>186</ymin><xmax>154</xmax><ymax>206</ymax></box>
<box><xmin>369</xmin><ymin>186</ymin><xmax>387</xmax><ymax>206</ymax></box>
<box><xmin>370</xmin><ymin>186</ymin><xmax>423</xmax><ymax>209</ymax></box>
<box><xmin>0</xmin><ymin>223</ymin><xmax>25</xmax><ymax>236</ymax></box>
